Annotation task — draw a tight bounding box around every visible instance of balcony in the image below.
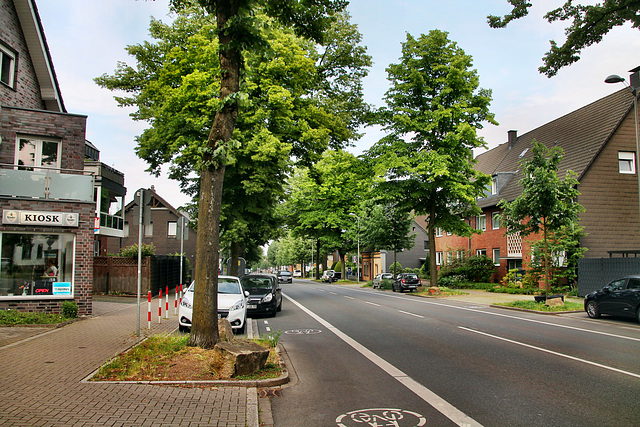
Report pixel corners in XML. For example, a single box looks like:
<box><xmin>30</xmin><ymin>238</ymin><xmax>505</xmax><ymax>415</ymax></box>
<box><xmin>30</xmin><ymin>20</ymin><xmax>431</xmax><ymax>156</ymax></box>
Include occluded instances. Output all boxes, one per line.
<box><xmin>0</xmin><ymin>164</ymin><xmax>94</xmax><ymax>203</ymax></box>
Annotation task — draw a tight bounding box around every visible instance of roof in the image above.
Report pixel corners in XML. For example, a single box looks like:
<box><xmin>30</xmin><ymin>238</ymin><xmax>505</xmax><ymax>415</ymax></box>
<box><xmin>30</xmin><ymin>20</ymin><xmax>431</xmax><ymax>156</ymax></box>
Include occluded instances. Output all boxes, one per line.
<box><xmin>12</xmin><ymin>0</ymin><xmax>65</xmax><ymax>112</ymax></box>
<box><xmin>476</xmin><ymin>88</ymin><xmax>635</xmax><ymax>208</ymax></box>
<box><xmin>125</xmin><ymin>187</ymin><xmax>190</xmax><ymax>220</ymax></box>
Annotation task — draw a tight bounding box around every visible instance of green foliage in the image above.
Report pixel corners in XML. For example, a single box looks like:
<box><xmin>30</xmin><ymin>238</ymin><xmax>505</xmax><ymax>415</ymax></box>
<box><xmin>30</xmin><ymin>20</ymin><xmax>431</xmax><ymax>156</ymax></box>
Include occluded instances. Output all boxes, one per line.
<box><xmin>465</xmin><ymin>255</ymin><xmax>497</xmax><ymax>282</ymax></box>
<box><xmin>0</xmin><ymin>310</ymin><xmax>68</xmax><ymax>325</ymax></box>
<box><xmin>380</xmin><ymin>279</ymin><xmax>394</xmax><ymax>290</ymax></box>
<box><xmin>332</xmin><ymin>260</ymin><xmax>343</xmax><ymax>272</ymax></box>
<box><xmin>488</xmin><ymin>0</ymin><xmax>640</xmax><ymax>77</ymax></box>
<box><xmin>366</xmin><ymin>29</ymin><xmax>496</xmax><ymax>287</ymax></box>
<box><xmin>496</xmin><ymin>300</ymin><xmax>583</xmax><ymax>312</ymax></box>
<box><xmin>419</xmin><ymin>256</ymin><xmax>430</xmax><ymax>279</ymax></box>
<box><xmin>117</xmin><ymin>244</ymin><xmax>156</xmax><ymax>258</ymax></box>
<box><xmin>389</xmin><ymin>262</ymin><xmax>403</xmax><ymax>276</ymax></box>
<box><xmin>62</xmin><ymin>301</ymin><xmax>78</xmax><ymax>319</ymax></box>
<box><xmin>437</xmin><ymin>275</ymin><xmax>466</xmax><ymax>288</ymax></box>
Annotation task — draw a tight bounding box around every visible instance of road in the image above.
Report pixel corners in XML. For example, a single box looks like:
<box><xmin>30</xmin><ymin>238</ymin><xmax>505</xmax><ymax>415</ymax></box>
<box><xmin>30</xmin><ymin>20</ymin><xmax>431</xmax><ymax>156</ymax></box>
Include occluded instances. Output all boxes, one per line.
<box><xmin>253</xmin><ymin>279</ymin><xmax>640</xmax><ymax>427</ymax></box>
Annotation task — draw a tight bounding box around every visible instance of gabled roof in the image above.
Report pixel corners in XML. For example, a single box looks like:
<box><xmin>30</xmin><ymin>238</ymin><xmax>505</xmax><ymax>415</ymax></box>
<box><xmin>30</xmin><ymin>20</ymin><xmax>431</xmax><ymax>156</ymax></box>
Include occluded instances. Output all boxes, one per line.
<box><xmin>12</xmin><ymin>0</ymin><xmax>65</xmax><ymax>112</ymax></box>
<box><xmin>476</xmin><ymin>88</ymin><xmax>635</xmax><ymax>208</ymax></box>
<box><xmin>125</xmin><ymin>187</ymin><xmax>190</xmax><ymax>221</ymax></box>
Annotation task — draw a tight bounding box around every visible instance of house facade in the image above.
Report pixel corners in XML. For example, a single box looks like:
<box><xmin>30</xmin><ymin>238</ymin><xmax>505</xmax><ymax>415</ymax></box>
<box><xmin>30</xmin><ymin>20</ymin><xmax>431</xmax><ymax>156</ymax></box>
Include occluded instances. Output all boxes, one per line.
<box><xmin>434</xmin><ymin>87</ymin><xmax>639</xmax><ymax>282</ymax></box>
<box><xmin>0</xmin><ymin>0</ymin><xmax>94</xmax><ymax>314</ymax></box>
<box><xmin>120</xmin><ymin>187</ymin><xmax>197</xmax><ymax>279</ymax></box>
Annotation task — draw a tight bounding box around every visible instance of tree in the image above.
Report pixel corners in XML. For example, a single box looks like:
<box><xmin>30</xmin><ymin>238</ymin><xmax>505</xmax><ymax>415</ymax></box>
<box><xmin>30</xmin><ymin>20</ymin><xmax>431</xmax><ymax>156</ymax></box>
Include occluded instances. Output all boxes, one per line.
<box><xmin>367</xmin><ymin>30</ymin><xmax>496</xmax><ymax>287</ymax></box>
<box><xmin>359</xmin><ymin>200</ymin><xmax>415</xmax><ymax>277</ymax></box>
<box><xmin>488</xmin><ymin>0</ymin><xmax>640</xmax><ymax>77</ymax></box>
<box><xmin>498</xmin><ymin>141</ymin><xmax>584</xmax><ymax>298</ymax></box>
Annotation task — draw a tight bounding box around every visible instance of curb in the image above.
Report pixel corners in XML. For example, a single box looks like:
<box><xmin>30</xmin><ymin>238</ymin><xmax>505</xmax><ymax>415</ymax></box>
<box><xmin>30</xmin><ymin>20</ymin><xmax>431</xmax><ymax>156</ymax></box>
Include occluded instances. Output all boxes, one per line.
<box><xmin>489</xmin><ymin>304</ymin><xmax>584</xmax><ymax>315</ymax></box>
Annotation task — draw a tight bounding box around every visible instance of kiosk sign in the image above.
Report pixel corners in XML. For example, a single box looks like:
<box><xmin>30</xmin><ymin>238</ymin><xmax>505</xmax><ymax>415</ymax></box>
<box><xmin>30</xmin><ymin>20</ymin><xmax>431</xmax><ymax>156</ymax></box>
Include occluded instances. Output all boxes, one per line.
<box><xmin>2</xmin><ymin>210</ymin><xmax>79</xmax><ymax>227</ymax></box>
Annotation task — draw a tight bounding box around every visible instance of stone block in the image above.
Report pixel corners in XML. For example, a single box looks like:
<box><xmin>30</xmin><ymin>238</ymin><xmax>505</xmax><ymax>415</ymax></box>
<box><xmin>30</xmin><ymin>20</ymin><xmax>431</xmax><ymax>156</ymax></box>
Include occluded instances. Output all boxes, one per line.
<box><xmin>214</xmin><ymin>340</ymin><xmax>270</xmax><ymax>378</ymax></box>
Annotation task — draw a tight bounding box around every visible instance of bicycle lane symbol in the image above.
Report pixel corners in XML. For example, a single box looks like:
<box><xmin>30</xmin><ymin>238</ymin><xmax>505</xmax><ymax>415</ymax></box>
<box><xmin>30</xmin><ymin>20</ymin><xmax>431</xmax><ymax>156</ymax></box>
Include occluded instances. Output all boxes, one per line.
<box><xmin>284</xmin><ymin>329</ymin><xmax>322</xmax><ymax>335</ymax></box>
<box><xmin>336</xmin><ymin>408</ymin><xmax>427</xmax><ymax>427</ymax></box>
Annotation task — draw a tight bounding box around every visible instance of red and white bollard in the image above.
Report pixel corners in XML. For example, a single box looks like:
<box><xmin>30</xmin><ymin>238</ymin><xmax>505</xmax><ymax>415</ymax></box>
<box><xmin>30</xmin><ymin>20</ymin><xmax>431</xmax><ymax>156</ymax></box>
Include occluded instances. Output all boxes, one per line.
<box><xmin>147</xmin><ymin>291</ymin><xmax>151</xmax><ymax>329</ymax></box>
<box><xmin>174</xmin><ymin>285</ymin><xmax>178</xmax><ymax>315</ymax></box>
<box><xmin>165</xmin><ymin>286</ymin><xmax>169</xmax><ymax>319</ymax></box>
<box><xmin>158</xmin><ymin>288</ymin><xmax>162</xmax><ymax>324</ymax></box>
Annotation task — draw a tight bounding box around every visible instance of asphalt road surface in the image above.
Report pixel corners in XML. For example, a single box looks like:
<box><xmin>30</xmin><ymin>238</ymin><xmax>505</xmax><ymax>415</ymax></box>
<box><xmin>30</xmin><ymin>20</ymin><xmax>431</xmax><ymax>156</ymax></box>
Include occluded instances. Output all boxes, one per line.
<box><xmin>254</xmin><ymin>279</ymin><xmax>640</xmax><ymax>427</ymax></box>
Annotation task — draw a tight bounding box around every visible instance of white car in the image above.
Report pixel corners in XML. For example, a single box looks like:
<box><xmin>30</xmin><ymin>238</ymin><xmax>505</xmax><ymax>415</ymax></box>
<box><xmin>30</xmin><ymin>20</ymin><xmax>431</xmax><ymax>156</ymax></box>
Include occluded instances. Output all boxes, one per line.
<box><xmin>178</xmin><ymin>276</ymin><xmax>248</xmax><ymax>334</ymax></box>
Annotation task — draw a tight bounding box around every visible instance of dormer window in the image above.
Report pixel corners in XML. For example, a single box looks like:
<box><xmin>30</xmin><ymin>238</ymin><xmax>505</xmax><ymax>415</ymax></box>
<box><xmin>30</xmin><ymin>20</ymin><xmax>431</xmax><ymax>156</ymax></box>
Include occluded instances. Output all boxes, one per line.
<box><xmin>0</xmin><ymin>42</ymin><xmax>16</xmax><ymax>88</ymax></box>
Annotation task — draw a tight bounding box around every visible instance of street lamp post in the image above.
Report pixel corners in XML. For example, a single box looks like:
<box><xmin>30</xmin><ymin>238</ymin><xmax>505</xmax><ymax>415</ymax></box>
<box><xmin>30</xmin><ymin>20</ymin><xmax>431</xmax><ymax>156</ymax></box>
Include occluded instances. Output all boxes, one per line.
<box><xmin>606</xmin><ymin>67</ymin><xmax>640</xmax><ymax>237</ymax></box>
<box><xmin>350</xmin><ymin>213</ymin><xmax>360</xmax><ymax>283</ymax></box>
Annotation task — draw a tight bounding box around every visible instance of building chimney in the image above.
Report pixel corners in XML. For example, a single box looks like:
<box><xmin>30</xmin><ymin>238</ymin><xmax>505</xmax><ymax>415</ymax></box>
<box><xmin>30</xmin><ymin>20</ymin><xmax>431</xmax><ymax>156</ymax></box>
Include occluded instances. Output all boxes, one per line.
<box><xmin>508</xmin><ymin>130</ymin><xmax>517</xmax><ymax>149</ymax></box>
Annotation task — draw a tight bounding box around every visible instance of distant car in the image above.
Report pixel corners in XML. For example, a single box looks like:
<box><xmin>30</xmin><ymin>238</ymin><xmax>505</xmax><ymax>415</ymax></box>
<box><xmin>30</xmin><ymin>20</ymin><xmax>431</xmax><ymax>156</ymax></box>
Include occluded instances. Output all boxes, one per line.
<box><xmin>584</xmin><ymin>275</ymin><xmax>640</xmax><ymax>322</ymax></box>
<box><xmin>293</xmin><ymin>269</ymin><xmax>302</xmax><ymax>277</ymax></box>
<box><xmin>372</xmin><ymin>273</ymin><xmax>394</xmax><ymax>289</ymax></box>
<box><xmin>241</xmin><ymin>274</ymin><xmax>282</xmax><ymax>317</ymax></box>
<box><xmin>277</xmin><ymin>271</ymin><xmax>293</xmax><ymax>284</ymax></box>
<box><xmin>179</xmin><ymin>276</ymin><xmax>248</xmax><ymax>333</ymax></box>
<box><xmin>392</xmin><ymin>273</ymin><xmax>420</xmax><ymax>292</ymax></box>
<box><xmin>321</xmin><ymin>270</ymin><xmax>335</xmax><ymax>282</ymax></box>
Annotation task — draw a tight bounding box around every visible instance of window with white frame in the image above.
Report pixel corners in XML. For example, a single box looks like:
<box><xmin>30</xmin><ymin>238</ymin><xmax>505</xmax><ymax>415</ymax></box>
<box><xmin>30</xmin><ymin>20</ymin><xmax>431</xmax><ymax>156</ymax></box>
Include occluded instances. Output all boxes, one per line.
<box><xmin>477</xmin><ymin>249</ymin><xmax>487</xmax><ymax>257</ymax></box>
<box><xmin>435</xmin><ymin>227</ymin><xmax>443</xmax><ymax>237</ymax></box>
<box><xmin>491</xmin><ymin>177</ymin><xmax>498</xmax><ymax>195</ymax></box>
<box><xmin>492</xmin><ymin>248</ymin><xmax>500</xmax><ymax>266</ymax></box>
<box><xmin>476</xmin><ymin>214</ymin><xmax>486</xmax><ymax>231</ymax></box>
<box><xmin>167</xmin><ymin>221</ymin><xmax>177</xmax><ymax>237</ymax></box>
<box><xmin>15</xmin><ymin>136</ymin><xmax>61</xmax><ymax>170</ymax></box>
<box><xmin>144</xmin><ymin>222</ymin><xmax>153</xmax><ymax>237</ymax></box>
<box><xmin>436</xmin><ymin>251</ymin><xmax>443</xmax><ymax>266</ymax></box>
<box><xmin>618</xmin><ymin>151</ymin><xmax>636</xmax><ymax>174</ymax></box>
<box><xmin>492</xmin><ymin>212</ymin><xmax>500</xmax><ymax>230</ymax></box>
<box><xmin>0</xmin><ymin>43</ymin><xmax>16</xmax><ymax>87</ymax></box>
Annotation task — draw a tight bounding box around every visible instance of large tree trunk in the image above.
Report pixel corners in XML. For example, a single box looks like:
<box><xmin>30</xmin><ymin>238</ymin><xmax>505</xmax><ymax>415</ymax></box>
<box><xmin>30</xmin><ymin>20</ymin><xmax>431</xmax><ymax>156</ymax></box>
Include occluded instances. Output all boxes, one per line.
<box><xmin>229</xmin><ymin>241</ymin><xmax>241</xmax><ymax>276</ymax></box>
<box><xmin>188</xmin><ymin>0</ymin><xmax>241</xmax><ymax>349</ymax></box>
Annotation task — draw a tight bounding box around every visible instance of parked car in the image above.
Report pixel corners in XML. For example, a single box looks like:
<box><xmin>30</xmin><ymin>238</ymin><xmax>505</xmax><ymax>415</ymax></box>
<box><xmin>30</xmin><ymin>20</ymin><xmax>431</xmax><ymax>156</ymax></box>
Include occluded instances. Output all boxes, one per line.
<box><xmin>276</xmin><ymin>271</ymin><xmax>293</xmax><ymax>284</ymax></box>
<box><xmin>373</xmin><ymin>273</ymin><xmax>394</xmax><ymax>289</ymax></box>
<box><xmin>392</xmin><ymin>273</ymin><xmax>420</xmax><ymax>292</ymax></box>
<box><xmin>241</xmin><ymin>274</ymin><xmax>282</xmax><ymax>317</ymax></box>
<box><xmin>293</xmin><ymin>269</ymin><xmax>302</xmax><ymax>277</ymax></box>
<box><xmin>321</xmin><ymin>270</ymin><xmax>335</xmax><ymax>282</ymax></box>
<box><xmin>584</xmin><ymin>275</ymin><xmax>640</xmax><ymax>322</ymax></box>
<box><xmin>178</xmin><ymin>276</ymin><xmax>248</xmax><ymax>333</ymax></box>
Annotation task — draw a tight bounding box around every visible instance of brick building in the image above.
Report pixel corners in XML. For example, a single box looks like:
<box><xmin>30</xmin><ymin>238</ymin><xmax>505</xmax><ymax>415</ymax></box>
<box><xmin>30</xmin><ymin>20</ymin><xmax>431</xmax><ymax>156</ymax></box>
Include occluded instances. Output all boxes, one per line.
<box><xmin>435</xmin><ymin>87</ymin><xmax>639</xmax><ymax>282</ymax></box>
<box><xmin>0</xmin><ymin>0</ymin><xmax>94</xmax><ymax>314</ymax></box>
<box><xmin>120</xmin><ymin>187</ymin><xmax>197</xmax><ymax>279</ymax></box>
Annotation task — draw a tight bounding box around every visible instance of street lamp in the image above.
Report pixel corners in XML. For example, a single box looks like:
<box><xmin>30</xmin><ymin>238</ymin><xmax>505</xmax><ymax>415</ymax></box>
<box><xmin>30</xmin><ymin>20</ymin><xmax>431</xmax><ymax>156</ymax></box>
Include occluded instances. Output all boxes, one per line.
<box><xmin>606</xmin><ymin>67</ymin><xmax>640</xmax><ymax>239</ymax></box>
<box><xmin>350</xmin><ymin>213</ymin><xmax>360</xmax><ymax>283</ymax></box>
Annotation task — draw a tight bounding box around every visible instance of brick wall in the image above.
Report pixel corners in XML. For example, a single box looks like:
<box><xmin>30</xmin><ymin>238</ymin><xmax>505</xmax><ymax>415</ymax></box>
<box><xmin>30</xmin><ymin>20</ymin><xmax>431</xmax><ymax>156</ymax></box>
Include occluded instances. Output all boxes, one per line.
<box><xmin>0</xmin><ymin>0</ymin><xmax>46</xmax><ymax>109</ymax></box>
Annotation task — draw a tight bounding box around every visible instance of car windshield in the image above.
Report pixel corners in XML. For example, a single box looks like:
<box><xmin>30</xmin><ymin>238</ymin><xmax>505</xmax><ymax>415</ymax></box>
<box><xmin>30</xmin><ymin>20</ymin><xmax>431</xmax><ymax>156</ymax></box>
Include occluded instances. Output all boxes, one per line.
<box><xmin>279</xmin><ymin>272</ymin><xmax>291</xmax><ymax>276</ymax></box>
<box><xmin>405</xmin><ymin>274</ymin><xmax>418</xmax><ymax>279</ymax></box>
<box><xmin>241</xmin><ymin>277</ymin><xmax>272</xmax><ymax>290</ymax></box>
<box><xmin>187</xmin><ymin>278</ymin><xmax>241</xmax><ymax>294</ymax></box>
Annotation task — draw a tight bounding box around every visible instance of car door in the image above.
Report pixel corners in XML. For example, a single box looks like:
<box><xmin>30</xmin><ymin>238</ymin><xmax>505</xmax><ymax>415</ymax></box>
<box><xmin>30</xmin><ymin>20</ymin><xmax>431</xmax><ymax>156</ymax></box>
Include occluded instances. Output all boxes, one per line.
<box><xmin>616</xmin><ymin>278</ymin><xmax>640</xmax><ymax>318</ymax></box>
<box><xmin>598</xmin><ymin>278</ymin><xmax>627</xmax><ymax>315</ymax></box>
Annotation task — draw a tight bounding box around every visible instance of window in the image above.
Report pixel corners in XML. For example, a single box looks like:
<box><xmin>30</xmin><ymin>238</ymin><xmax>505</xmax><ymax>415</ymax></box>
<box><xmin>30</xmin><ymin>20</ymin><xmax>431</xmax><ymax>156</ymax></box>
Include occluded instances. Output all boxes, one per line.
<box><xmin>0</xmin><ymin>43</ymin><xmax>16</xmax><ymax>87</ymax></box>
<box><xmin>476</xmin><ymin>215</ymin><xmax>486</xmax><ymax>231</ymax></box>
<box><xmin>0</xmin><ymin>232</ymin><xmax>74</xmax><ymax>297</ymax></box>
<box><xmin>492</xmin><ymin>212</ymin><xmax>500</xmax><ymax>230</ymax></box>
<box><xmin>477</xmin><ymin>249</ymin><xmax>487</xmax><ymax>257</ymax></box>
<box><xmin>15</xmin><ymin>137</ymin><xmax>60</xmax><ymax>170</ymax></box>
<box><xmin>491</xmin><ymin>177</ymin><xmax>498</xmax><ymax>195</ymax></box>
<box><xmin>492</xmin><ymin>248</ymin><xmax>500</xmax><ymax>266</ymax></box>
<box><xmin>618</xmin><ymin>151</ymin><xmax>636</xmax><ymax>174</ymax></box>
<box><xmin>423</xmin><ymin>240</ymin><xmax>428</xmax><ymax>250</ymax></box>
<box><xmin>144</xmin><ymin>222</ymin><xmax>153</xmax><ymax>237</ymax></box>
<box><xmin>436</xmin><ymin>251</ymin><xmax>443</xmax><ymax>266</ymax></box>
<box><xmin>435</xmin><ymin>227</ymin><xmax>443</xmax><ymax>237</ymax></box>
<box><xmin>168</xmin><ymin>221</ymin><xmax>177</xmax><ymax>237</ymax></box>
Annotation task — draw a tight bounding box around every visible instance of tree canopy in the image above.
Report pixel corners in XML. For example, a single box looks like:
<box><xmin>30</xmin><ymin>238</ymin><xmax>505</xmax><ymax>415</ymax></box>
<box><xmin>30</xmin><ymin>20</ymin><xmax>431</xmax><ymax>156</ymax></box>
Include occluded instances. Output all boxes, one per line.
<box><xmin>488</xmin><ymin>0</ymin><xmax>640</xmax><ymax>77</ymax></box>
<box><xmin>367</xmin><ymin>30</ymin><xmax>496</xmax><ymax>287</ymax></box>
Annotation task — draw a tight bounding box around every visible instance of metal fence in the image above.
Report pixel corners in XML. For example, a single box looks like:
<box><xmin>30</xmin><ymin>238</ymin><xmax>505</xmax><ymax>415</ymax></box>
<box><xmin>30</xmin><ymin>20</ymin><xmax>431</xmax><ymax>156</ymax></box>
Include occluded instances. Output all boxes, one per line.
<box><xmin>578</xmin><ymin>257</ymin><xmax>640</xmax><ymax>296</ymax></box>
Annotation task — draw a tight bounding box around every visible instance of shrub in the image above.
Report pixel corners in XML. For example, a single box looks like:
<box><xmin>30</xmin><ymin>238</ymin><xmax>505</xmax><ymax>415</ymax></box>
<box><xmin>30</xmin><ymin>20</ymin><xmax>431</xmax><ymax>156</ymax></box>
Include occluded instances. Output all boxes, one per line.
<box><xmin>419</xmin><ymin>257</ymin><xmax>430</xmax><ymax>278</ymax></box>
<box><xmin>332</xmin><ymin>260</ymin><xmax>342</xmax><ymax>273</ymax></box>
<box><xmin>117</xmin><ymin>243</ymin><xmax>155</xmax><ymax>258</ymax></box>
<box><xmin>465</xmin><ymin>255</ymin><xmax>496</xmax><ymax>282</ymax></box>
<box><xmin>389</xmin><ymin>262</ymin><xmax>403</xmax><ymax>276</ymax></box>
<box><xmin>380</xmin><ymin>279</ymin><xmax>393</xmax><ymax>290</ymax></box>
<box><xmin>438</xmin><ymin>275</ymin><xmax>466</xmax><ymax>288</ymax></box>
<box><xmin>62</xmin><ymin>300</ymin><xmax>78</xmax><ymax>318</ymax></box>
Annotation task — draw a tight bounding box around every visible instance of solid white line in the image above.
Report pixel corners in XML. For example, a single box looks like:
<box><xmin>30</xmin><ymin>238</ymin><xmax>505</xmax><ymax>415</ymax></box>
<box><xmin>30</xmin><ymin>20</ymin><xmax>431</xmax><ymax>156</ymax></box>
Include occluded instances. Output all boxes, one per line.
<box><xmin>459</xmin><ymin>327</ymin><xmax>640</xmax><ymax>379</ymax></box>
<box><xmin>283</xmin><ymin>294</ymin><xmax>482</xmax><ymax>427</ymax></box>
<box><xmin>399</xmin><ymin>310</ymin><xmax>425</xmax><ymax>319</ymax></box>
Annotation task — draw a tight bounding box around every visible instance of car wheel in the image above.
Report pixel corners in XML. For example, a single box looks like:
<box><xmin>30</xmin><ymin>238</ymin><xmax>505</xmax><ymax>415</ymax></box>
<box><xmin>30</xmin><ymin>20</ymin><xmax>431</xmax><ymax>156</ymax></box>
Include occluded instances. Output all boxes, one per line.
<box><xmin>178</xmin><ymin>324</ymin><xmax>189</xmax><ymax>333</ymax></box>
<box><xmin>392</xmin><ymin>284</ymin><xmax>396</xmax><ymax>292</ymax></box>
<box><xmin>586</xmin><ymin>300</ymin><xmax>601</xmax><ymax>319</ymax></box>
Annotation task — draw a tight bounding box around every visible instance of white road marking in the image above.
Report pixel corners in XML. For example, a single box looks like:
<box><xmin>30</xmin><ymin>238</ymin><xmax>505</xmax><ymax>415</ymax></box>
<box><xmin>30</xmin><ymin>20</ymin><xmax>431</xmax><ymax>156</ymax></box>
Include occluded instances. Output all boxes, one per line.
<box><xmin>460</xmin><ymin>326</ymin><xmax>640</xmax><ymax>379</ymax></box>
<box><xmin>344</xmin><ymin>296</ymin><xmax>355</xmax><ymax>300</ymax></box>
<box><xmin>266</xmin><ymin>327</ymin><xmax>271</xmax><ymax>332</ymax></box>
<box><xmin>399</xmin><ymin>310</ymin><xmax>425</xmax><ymax>319</ymax></box>
<box><xmin>365</xmin><ymin>301</ymin><xmax>381</xmax><ymax>307</ymax></box>
<box><xmin>284</xmin><ymin>294</ymin><xmax>483</xmax><ymax>427</ymax></box>
<box><xmin>329</xmin><ymin>292</ymin><xmax>338</xmax><ymax>295</ymax></box>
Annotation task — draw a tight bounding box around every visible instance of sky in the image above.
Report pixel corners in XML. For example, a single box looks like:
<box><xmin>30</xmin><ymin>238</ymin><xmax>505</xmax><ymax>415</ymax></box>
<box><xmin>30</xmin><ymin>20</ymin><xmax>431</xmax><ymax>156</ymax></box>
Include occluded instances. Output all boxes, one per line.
<box><xmin>34</xmin><ymin>0</ymin><xmax>640</xmax><ymax>208</ymax></box>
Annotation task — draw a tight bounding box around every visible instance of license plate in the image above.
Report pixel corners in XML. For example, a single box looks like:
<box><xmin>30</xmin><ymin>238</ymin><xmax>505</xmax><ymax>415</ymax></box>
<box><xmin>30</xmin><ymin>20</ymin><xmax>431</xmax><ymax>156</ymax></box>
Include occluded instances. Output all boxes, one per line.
<box><xmin>247</xmin><ymin>304</ymin><xmax>257</xmax><ymax>309</ymax></box>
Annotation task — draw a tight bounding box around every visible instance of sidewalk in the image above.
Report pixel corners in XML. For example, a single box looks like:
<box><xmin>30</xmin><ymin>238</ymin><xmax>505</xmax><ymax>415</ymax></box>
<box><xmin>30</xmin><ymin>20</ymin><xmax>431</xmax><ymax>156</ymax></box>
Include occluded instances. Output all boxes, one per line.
<box><xmin>0</xmin><ymin>298</ymin><xmax>256</xmax><ymax>427</ymax></box>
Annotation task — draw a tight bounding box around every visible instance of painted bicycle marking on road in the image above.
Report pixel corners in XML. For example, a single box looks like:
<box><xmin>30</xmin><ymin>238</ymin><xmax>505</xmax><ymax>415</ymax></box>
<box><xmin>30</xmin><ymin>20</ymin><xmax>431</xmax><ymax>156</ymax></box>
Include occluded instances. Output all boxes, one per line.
<box><xmin>336</xmin><ymin>408</ymin><xmax>426</xmax><ymax>427</ymax></box>
<box><xmin>284</xmin><ymin>328</ymin><xmax>322</xmax><ymax>335</ymax></box>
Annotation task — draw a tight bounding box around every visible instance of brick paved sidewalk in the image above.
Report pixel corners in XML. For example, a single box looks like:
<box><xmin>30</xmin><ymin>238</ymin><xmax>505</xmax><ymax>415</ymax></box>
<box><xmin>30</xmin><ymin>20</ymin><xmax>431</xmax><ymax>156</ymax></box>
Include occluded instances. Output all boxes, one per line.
<box><xmin>0</xmin><ymin>298</ymin><xmax>255</xmax><ymax>427</ymax></box>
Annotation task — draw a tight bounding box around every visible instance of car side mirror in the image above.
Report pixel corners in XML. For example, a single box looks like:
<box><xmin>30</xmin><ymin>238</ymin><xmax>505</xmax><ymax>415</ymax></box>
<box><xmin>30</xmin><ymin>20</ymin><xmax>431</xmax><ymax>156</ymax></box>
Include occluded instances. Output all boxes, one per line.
<box><xmin>244</xmin><ymin>290</ymin><xmax>250</xmax><ymax>297</ymax></box>
<box><xmin>603</xmin><ymin>286</ymin><xmax>611</xmax><ymax>293</ymax></box>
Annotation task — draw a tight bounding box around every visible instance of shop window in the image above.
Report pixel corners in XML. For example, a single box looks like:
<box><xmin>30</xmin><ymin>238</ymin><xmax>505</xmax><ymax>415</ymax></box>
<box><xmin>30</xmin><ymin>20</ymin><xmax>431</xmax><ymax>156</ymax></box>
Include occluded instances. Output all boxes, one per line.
<box><xmin>0</xmin><ymin>232</ymin><xmax>74</xmax><ymax>297</ymax></box>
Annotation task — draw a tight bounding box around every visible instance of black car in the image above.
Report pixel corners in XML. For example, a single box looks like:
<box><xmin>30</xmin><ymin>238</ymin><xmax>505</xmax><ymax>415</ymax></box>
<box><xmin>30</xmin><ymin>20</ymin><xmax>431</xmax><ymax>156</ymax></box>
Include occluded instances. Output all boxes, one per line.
<box><xmin>392</xmin><ymin>273</ymin><xmax>420</xmax><ymax>292</ymax></box>
<box><xmin>276</xmin><ymin>270</ymin><xmax>293</xmax><ymax>284</ymax></box>
<box><xmin>241</xmin><ymin>274</ymin><xmax>282</xmax><ymax>317</ymax></box>
<box><xmin>585</xmin><ymin>275</ymin><xmax>640</xmax><ymax>322</ymax></box>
